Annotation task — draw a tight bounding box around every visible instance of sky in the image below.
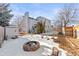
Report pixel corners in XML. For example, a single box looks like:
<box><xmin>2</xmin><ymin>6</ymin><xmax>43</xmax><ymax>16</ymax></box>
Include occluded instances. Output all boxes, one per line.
<box><xmin>9</xmin><ymin>3</ymin><xmax>79</xmax><ymax>24</ymax></box>
<box><xmin>9</xmin><ymin>3</ymin><xmax>64</xmax><ymax>20</ymax></box>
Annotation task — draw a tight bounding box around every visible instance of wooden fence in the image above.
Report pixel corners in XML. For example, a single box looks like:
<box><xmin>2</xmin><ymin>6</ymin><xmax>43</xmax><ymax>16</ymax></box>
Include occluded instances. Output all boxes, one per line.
<box><xmin>65</xmin><ymin>26</ymin><xmax>74</xmax><ymax>37</ymax></box>
<box><xmin>0</xmin><ymin>26</ymin><xmax>4</xmax><ymax>47</ymax></box>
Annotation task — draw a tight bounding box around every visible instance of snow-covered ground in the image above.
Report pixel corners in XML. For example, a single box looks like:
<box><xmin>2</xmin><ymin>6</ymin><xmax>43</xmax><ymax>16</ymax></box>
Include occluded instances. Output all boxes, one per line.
<box><xmin>0</xmin><ymin>34</ymin><xmax>67</xmax><ymax>56</ymax></box>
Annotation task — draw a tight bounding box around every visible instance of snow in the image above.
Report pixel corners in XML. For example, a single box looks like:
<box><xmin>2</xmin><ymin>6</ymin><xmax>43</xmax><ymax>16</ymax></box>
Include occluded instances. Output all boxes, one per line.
<box><xmin>0</xmin><ymin>34</ymin><xmax>67</xmax><ymax>56</ymax></box>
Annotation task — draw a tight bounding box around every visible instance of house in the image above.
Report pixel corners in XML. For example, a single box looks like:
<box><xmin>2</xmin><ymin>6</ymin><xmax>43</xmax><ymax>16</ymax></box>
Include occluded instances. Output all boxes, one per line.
<box><xmin>15</xmin><ymin>12</ymin><xmax>52</xmax><ymax>34</ymax></box>
<box><xmin>28</xmin><ymin>17</ymin><xmax>37</xmax><ymax>33</ymax></box>
<box><xmin>18</xmin><ymin>13</ymin><xmax>29</xmax><ymax>33</ymax></box>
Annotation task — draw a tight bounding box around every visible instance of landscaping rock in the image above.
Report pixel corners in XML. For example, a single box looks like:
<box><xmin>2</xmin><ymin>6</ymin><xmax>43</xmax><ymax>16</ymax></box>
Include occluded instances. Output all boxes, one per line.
<box><xmin>51</xmin><ymin>47</ymin><xmax>59</xmax><ymax>56</ymax></box>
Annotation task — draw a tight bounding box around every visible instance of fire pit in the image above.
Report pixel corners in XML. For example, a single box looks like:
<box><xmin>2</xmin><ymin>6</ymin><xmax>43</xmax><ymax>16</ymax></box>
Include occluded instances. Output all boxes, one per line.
<box><xmin>23</xmin><ymin>41</ymin><xmax>40</xmax><ymax>51</ymax></box>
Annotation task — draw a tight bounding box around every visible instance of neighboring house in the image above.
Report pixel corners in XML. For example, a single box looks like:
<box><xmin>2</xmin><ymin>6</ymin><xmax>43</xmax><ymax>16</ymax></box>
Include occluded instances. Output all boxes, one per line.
<box><xmin>13</xmin><ymin>12</ymin><xmax>52</xmax><ymax>33</ymax></box>
<box><xmin>28</xmin><ymin>17</ymin><xmax>37</xmax><ymax>33</ymax></box>
<box><xmin>6</xmin><ymin>26</ymin><xmax>19</xmax><ymax>39</ymax></box>
<box><xmin>18</xmin><ymin>14</ymin><xmax>29</xmax><ymax>33</ymax></box>
<box><xmin>20</xmin><ymin>12</ymin><xmax>38</xmax><ymax>33</ymax></box>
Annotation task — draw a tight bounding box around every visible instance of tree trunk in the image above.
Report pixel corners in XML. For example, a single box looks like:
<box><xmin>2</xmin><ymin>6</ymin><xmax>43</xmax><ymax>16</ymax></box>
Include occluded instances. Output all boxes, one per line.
<box><xmin>60</xmin><ymin>20</ymin><xmax>63</xmax><ymax>33</ymax></box>
<box><xmin>44</xmin><ymin>20</ymin><xmax>46</xmax><ymax>33</ymax></box>
<box><xmin>4</xmin><ymin>27</ymin><xmax>7</xmax><ymax>40</ymax></box>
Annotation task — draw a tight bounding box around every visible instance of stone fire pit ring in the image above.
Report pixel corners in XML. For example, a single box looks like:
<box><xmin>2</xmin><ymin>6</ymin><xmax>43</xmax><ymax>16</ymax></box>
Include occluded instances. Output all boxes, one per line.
<box><xmin>23</xmin><ymin>41</ymin><xmax>40</xmax><ymax>51</ymax></box>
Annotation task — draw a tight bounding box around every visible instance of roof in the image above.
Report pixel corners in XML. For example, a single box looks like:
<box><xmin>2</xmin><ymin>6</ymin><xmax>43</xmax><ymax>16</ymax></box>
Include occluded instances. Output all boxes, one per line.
<box><xmin>36</xmin><ymin>16</ymin><xmax>51</xmax><ymax>21</ymax></box>
<box><xmin>28</xmin><ymin>17</ymin><xmax>37</xmax><ymax>20</ymax></box>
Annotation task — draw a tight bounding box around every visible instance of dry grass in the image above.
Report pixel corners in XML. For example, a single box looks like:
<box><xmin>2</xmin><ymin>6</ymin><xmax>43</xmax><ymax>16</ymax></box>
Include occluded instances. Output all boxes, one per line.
<box><xmin>52</xmin><ymin>35</ymin><xmax>79</xmax><ymax>56</ymax></box>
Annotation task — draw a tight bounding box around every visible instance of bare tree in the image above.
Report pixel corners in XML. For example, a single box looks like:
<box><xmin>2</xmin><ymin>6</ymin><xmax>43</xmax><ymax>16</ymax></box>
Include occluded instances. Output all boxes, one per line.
<box><xmin>14</xmin><ymin>16</ymin><xmax>25</xmax><ymax>32</ymax></box>
<box><xmin>54</xmin><ymin>19</ymin><xmax>63</xmax><ymax>33</ymax></box>
<box><xmin>56</xmin><ymin>4</ymin><xmax>78</xmax><ymax>33</ymax></box>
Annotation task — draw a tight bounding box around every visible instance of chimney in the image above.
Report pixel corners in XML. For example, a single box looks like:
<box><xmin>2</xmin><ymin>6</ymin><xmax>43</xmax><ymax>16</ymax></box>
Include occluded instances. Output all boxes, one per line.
<box><xmin>24</xmin><ymin>12</ymin><xmax>29</xmax><ymax>17</ymax></box>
